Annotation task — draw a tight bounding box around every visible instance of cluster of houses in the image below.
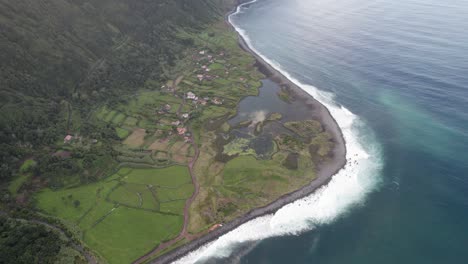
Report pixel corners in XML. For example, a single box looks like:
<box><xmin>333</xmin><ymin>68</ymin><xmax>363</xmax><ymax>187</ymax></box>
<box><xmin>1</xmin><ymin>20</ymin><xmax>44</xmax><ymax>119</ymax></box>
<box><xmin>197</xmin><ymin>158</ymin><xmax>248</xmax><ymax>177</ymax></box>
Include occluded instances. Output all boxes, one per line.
<box><xmin>193</xmin><ymin>50</ymin><xmax>228</xmax><ymax>82</ymax></box>
<box><xmin>186</xmin><ymin>91</ymin><xmax>223</xmax><ymax>106</ymax></box>
<box><xmin>153</xmin><ymin>49</ymin><xmax>231</xmax><ymax>144</ymax></box>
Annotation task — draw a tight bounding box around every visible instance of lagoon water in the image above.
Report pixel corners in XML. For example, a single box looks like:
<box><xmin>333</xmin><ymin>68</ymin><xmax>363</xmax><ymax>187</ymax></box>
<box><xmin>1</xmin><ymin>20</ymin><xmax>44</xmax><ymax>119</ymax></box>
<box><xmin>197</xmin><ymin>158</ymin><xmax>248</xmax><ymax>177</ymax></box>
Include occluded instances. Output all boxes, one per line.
<box><xmin>176</xmin><ymin>0</ymin><xmax>468</xmax><ymax>263</ymax></box>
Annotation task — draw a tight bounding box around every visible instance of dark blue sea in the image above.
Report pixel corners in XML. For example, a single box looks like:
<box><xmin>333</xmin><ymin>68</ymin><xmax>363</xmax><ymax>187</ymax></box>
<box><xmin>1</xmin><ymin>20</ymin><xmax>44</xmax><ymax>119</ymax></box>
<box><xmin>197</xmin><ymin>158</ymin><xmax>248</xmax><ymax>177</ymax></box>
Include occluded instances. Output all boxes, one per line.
<box><xmin>176</xmin><ymin>0</ymin><xmax>468</xmax><ymax>263</ymax></box>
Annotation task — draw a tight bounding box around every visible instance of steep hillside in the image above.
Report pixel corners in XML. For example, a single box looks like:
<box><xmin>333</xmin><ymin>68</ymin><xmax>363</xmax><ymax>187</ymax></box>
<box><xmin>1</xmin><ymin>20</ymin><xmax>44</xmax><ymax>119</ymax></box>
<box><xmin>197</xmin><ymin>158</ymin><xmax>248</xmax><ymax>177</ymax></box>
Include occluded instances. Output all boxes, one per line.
<box><xmin>0</xmin><ymin>0</ymin><xmax>234</xmax><ymax>183</ymax></box>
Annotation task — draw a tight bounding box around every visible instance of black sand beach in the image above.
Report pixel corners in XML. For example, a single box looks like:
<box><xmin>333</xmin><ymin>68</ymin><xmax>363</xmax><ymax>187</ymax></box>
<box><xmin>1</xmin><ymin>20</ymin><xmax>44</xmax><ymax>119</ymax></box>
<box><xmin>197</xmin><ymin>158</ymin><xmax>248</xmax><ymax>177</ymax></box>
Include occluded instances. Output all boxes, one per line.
<box><xmin>147</xmin><ymin>2</ymin><xmax>347</xmax><ymax>263</ymax></box>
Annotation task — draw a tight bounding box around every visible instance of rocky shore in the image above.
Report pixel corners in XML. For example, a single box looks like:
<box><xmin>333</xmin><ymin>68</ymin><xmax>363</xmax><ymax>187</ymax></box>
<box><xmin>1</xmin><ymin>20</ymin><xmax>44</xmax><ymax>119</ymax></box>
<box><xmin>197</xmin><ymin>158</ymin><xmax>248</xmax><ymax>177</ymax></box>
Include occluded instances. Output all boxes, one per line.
<box><xmin>148</xmin><ymin>2</ymin><xmax>347</xmax><ymax>263</ymax></box>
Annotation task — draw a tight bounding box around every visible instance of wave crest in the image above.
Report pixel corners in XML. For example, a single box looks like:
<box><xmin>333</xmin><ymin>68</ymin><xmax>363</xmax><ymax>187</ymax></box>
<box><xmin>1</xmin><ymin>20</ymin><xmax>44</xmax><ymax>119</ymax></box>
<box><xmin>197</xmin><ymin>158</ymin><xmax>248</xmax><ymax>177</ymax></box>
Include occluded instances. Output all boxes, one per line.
<box><xmin>174</xmin><ymin>2</ymin><xmax>383</xmax><ymax>263</ymax></box>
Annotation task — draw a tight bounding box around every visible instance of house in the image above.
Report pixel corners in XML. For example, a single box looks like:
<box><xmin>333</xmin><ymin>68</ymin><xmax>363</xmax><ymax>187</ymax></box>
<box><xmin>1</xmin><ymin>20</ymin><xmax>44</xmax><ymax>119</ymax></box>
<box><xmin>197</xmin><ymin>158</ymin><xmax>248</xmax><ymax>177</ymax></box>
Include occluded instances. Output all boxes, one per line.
<box><xmin>164</xmin><ymin>104</ymin><xmax>171</xmax><ymax>111</ymax></box>
<box><xmin>171</xmin><ymin>120</ymin><xmax>181</xmax><ymax>126</ymax></box>
<box><xmin>187</xmin><ymin>92</ymin><xmax>197</xmax><ymax>100</ymax></box>
<box><xmin>239</xmin><ymin>77</ymin><xmax>245</xmax><ymax>81</ymax></box>
<box><xmin>197</xmin><ymin>74</ymin><xmax>204</xmax><ymax>81</ymax></box>
<box><xmin>181</xmin><ymin>113</ymin><xmax>189</xmax><ymax>119</ymax></box>
<box><xmin>212</xmin><ymin>98</ymin><xmax>223</xmax><ymax>105</ymax></box>
<box><xmin>198</xmin><ymin>99</ymin><xmax>207</xmax><ymax>106</ymax></box>
<box><xmin>199</xmin><ymin>50</ymin><xmax>205</xmax><ymax>55</ymax></box>
<box><xmin>201</xmin><ymin>65</ymin><xmax>207</xmax><ymax>69</ymax></box>
<box><xmin>177</xmin><ymin>127</ymin><xmax>187</xmax><ymax>135</ymax></box>
<box><xmin>64</xmin><ymin>135</ymin><xmax>73</xmax><ymax>144</ymax></box>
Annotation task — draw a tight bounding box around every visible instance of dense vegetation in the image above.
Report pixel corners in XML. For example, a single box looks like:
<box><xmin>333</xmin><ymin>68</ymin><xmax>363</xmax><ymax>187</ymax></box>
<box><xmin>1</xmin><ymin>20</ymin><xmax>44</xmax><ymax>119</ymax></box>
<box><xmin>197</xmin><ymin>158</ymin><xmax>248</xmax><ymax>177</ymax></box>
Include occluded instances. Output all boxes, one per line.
<box><xmin>0</xmin><ymin>216</ymin><xmax>85</xmax><ymax>264</ymax></box>
<box><xmin>0</xmin><ymin>0</ymin><xmax>336</xmax><ymax>262</ymax></box>
<box><xmin>0</xmin><ymin>0</ymin><xmax>232</xmax><ymax>185</ymax></box>
<box><xmin>0</xmin><ymin>0</ymin><xmax>235</xmax><ymax>262</ymax></box>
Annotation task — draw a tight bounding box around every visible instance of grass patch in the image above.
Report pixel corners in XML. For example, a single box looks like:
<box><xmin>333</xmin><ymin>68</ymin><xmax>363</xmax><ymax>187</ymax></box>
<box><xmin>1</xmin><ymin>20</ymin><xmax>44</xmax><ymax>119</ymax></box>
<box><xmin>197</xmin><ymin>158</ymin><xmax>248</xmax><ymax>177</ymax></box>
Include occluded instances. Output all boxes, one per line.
<box><xmin>124</xmin><ymin>166</ymin><xmax>191</xmax><ymax>187</ymax></box>
<box><xmin>124</xmin><ymin>116</ymin><xmax>139</xmax><ymax>126</ymax></box>
<box><xmin>20</xmin><ymin>159</ymin><xmax>36</xmax><ymax>173</ymax></box>
<box><xmin>104</xmin><ymin>110</ymin><xmax>117</xmax><ymax>123</ymax></box>
<box><xmin>8</xmin><ymin>174</ymin><xmax>30</xmax><ymax>196</ymax></box>
<box><xmin>112</xmin><ymin>113</ymin><xmax>126</xmax><ymax>124</ymax></box>
<box><xmin>36</xmin><ymin>166</ymin><xmax>194</xmax><ymax>263</ymax></box>
<box><xmin>115</xmin><ymin>127</ymin><xmax>130</xmax><ymax>139</ymax></box>
<box><xmin>284</xmin><ymin>120</ymin><xmax>323</xmax><ymax>138</ymax></box>
<box><xmin>84</xmin><ymin>207</ymin><xmax>183</xmax><ymax>264</ymax></box>
<box><xmin>36</xmin><ymin>178</ymin><xmax>120</xmax><ymax>223</ymax></box>
<box><xmin>160</xmin><ymin>200</ymin><xmax>186</xmax><ymax>214</ymax></box>
<box><xmin>96</xmin><ymin>107</ymin><xmax>110</xmax><ymax>120</ymax></box>
<box><xmin>209</xmin><ymin>63</ymin><xmax>224</xmax><ymax>70</ymax></box>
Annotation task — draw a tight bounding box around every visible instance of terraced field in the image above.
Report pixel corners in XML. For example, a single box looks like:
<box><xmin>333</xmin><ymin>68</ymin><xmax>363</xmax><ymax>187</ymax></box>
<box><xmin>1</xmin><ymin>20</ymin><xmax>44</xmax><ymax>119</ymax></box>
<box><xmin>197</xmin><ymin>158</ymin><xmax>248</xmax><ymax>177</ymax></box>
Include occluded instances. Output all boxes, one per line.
<box><xmin>35</xmin><ymin>166</ymin><xmax>193</xmax><ymax>264</ymax></box>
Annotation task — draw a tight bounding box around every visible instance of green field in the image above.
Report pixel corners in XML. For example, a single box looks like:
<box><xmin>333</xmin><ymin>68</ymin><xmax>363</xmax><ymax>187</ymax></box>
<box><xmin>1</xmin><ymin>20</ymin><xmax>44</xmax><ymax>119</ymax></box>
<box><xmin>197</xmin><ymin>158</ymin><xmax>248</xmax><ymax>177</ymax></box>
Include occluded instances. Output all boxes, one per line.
<box><xmin>112</xmin><ymin>113</ymin><xmax>127</xmax><ymax>124</ymax></box>
<box><xmin>35</xmin><ymin>166</ymin><xmax>193</xmax><ymax>263</ymax></box>
<box><xmin>84</xmin><ymin>207</ymin><xmax>183</xmax><ymax>264</ymax></box>
<box><xmin>115</xmin><ymin>127</ymin><xmax>130</xmax><ymax>139</ymax></box>
<box><xmin>8</xmin><ymin>174</ymin><xmax>30</xmax><ymax>196</ymax></box>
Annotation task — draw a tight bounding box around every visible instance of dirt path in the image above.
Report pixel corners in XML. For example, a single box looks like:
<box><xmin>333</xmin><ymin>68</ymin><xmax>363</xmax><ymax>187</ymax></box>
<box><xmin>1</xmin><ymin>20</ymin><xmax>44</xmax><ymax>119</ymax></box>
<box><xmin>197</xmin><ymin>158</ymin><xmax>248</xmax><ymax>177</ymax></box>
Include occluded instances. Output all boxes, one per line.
<box><xmin>133</xmin><ymin>129</ymin><xmax>200</xmax><ymax>264</ymax></box>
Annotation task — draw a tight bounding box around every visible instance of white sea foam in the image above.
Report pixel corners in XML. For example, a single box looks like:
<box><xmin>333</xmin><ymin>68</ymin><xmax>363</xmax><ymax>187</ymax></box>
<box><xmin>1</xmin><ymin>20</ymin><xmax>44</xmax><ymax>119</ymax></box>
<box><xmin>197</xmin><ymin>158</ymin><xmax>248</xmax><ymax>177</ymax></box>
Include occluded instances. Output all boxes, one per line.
<box><xmin>174</xmin><ymin>1</ymin><xmax>383</xmax><ymax>263</ymax></box>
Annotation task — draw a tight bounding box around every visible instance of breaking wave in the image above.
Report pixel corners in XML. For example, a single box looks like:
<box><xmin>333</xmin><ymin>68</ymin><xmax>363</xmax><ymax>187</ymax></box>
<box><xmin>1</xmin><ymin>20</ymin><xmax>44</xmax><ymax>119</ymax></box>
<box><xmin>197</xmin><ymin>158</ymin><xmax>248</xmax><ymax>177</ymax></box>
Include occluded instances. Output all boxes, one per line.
<box><xmin>174</xmin><ymin>1</ymin><xmax>383</xmax><ymax>263</ymax></box>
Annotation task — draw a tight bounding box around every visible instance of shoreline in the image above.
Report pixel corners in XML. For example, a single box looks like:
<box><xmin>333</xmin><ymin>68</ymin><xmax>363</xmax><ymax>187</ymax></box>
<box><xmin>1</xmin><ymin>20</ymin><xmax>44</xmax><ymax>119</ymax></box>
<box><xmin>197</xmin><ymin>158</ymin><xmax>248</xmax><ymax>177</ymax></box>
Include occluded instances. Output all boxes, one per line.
<box><xmin>147</xmin><ymin>2</ymin><xmax>347</xmax><ymax>263</ymax></box>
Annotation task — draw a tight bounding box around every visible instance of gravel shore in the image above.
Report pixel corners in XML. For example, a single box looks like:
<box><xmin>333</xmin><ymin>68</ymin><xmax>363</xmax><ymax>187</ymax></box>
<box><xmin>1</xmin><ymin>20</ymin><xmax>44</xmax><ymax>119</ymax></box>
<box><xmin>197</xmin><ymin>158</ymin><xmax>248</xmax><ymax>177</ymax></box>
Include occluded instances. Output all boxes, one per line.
<box><xmin>148</xmin><ymin>2</ymin><xmax>347</xmax><ymax>263</ymax></box>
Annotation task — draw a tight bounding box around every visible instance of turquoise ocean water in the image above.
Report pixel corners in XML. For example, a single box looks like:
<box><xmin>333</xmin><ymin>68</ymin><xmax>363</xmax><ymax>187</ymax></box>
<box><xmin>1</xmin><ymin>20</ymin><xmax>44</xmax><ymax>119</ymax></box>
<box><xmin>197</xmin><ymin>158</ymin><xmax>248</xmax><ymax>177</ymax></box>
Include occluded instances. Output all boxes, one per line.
<box><xmin>176</xmin><ymin>0</ymin><xmax>468</xmax><ymax>263</ymax></box>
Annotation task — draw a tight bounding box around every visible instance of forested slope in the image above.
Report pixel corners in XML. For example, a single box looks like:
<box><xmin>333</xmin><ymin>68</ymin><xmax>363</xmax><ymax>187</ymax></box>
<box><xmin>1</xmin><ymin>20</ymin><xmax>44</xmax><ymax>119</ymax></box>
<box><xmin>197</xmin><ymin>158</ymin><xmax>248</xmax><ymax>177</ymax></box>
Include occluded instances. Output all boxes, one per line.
<box><xmin>0</xmin><ymin>0</ymin><xmax>233</xmax><ymax>183</ymax></box>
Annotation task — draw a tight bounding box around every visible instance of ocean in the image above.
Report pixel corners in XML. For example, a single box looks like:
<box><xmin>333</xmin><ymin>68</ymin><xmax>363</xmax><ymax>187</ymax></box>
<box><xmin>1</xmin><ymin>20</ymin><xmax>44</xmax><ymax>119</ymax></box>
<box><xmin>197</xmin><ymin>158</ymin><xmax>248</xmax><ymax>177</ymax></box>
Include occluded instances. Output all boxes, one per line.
<box><xmin>175</xmin><ymin>0</ymin><xmax>468</xmax><ymax>263</ymax></box>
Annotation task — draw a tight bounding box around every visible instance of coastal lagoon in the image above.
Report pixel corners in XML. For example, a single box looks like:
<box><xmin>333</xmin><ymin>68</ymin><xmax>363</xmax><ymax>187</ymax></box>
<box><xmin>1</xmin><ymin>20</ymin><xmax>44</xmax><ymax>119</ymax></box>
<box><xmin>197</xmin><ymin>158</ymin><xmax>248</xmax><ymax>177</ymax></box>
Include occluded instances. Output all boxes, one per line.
<box><xmin>176</xmin><ymin>0</ymin><xmax>468</xmax><ymax>263</ymax></box>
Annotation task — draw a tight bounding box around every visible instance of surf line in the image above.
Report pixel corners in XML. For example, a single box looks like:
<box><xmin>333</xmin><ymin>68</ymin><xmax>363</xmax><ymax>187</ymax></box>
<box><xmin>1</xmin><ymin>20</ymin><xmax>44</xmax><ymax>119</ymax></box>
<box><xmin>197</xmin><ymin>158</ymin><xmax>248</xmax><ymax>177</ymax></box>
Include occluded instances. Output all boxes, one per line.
<box><xmin>172</xmin><ymin>1</ymin><xmax>383</xmax><ymax>263</ymax></box>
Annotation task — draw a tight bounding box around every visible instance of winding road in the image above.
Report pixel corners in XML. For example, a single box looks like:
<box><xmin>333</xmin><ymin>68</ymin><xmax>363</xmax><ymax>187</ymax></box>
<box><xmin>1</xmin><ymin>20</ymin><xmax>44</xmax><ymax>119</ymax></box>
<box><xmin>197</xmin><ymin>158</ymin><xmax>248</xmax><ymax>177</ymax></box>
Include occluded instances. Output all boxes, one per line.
<box><xmin>133</xmin><ymin>76</ymin><xmax>202</xmax><ymax>264</ymax></box>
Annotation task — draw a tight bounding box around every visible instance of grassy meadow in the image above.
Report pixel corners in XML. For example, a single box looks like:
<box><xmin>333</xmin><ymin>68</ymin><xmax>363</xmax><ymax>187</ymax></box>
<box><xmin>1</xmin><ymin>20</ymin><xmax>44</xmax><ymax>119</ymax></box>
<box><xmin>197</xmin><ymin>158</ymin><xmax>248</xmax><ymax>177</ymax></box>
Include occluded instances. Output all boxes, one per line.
<box><xmin>35</xmin><ymin>166</ymin><xmax>192</xmax><ymax>263</ymax></box>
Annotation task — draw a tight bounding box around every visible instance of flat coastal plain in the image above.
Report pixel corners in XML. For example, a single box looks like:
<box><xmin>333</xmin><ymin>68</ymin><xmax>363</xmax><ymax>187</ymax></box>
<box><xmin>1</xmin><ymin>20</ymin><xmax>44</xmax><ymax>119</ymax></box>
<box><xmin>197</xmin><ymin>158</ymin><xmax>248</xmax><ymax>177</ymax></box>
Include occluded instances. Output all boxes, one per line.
<box><xmin>148</xmin><ymin>3</ymin><xmax>347</xmax><ymax>264</ymax></box>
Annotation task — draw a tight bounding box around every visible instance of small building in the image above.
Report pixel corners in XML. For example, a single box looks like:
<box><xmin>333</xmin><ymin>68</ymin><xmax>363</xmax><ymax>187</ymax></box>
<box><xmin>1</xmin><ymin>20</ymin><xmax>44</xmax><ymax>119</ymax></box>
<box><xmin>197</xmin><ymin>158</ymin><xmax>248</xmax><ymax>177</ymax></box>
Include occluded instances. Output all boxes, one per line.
<box><xmin>181</xmin><ymin>113</ymin><xmax>189</xmax><ymax>119</ymax></box>
<box><xmin>177</xmin><ymin>127</ymin><xmax>187</xmax><ymax>135</ymax></box>
<box><xmin>64</xmin><ymin>135</ymin><xmax>73</xmax><ymax>144</ymax></box>
<box><xmin>164</xmin><ymin>104</ymin><xmax>171</xmax><ymax>111</ymax></box>
<box><xmin>212</xmin><ymin>98</ymin><xmax>223</xmax><ymax>105</ymax></box>
<box><xmin>199</xmin><ymin>50</ymin><xmax>205</xmax><ymax>55</ymax></box>
<box><xmin>197</xmin><ymin>74</ymin><xmax>204</xmax><ymax>81</ymax></box>
<box><xmin>171</xmin><ymin>120</ymin><xmax>181</xmax><ymax>126</ymax></box>
<box><xmin>186</xmin><ymin>92</ymin><xmax>197</xmax><ymax>100</ymax></box>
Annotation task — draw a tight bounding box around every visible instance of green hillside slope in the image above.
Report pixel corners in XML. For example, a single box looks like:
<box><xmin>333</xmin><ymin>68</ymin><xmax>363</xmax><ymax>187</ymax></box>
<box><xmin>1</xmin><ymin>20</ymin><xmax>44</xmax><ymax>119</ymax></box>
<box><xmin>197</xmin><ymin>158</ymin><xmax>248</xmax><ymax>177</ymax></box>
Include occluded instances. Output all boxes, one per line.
<box><xmin>0</xmin><ymin>0</ymin><xmax>232</xmax><ymax>182</ymax></box>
